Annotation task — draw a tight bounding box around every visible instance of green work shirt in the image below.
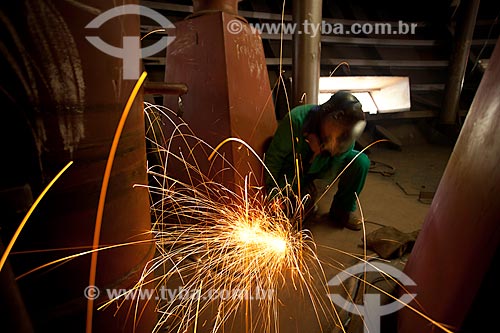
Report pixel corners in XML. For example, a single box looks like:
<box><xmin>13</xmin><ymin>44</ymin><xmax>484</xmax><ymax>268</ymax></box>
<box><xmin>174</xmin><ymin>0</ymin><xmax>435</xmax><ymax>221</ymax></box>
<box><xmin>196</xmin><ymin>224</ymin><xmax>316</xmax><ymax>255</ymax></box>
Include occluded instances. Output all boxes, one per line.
<box><xmin>264</xmin><ymin>104</ymin><xmax>355</xmax><ymax>194</ymax></box>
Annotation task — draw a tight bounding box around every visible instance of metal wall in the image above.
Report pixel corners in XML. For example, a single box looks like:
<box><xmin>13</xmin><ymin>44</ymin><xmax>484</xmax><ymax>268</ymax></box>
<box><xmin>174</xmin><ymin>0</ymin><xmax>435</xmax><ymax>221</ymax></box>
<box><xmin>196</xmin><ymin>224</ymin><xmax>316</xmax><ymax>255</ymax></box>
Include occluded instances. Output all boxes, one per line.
<box><xmin>399</xmin><ymin>37</ymin><xmax>500</xmax><ymax>332</ymax></box>
<box><xmin>0</xmin><ymin>0</ymin><xmax>155</xmax><ymax>331</ymax></box>
<box><xmin>163</xmin><ymin>1</ymin><xmax>277</xmax><ymax>192</ymax></box>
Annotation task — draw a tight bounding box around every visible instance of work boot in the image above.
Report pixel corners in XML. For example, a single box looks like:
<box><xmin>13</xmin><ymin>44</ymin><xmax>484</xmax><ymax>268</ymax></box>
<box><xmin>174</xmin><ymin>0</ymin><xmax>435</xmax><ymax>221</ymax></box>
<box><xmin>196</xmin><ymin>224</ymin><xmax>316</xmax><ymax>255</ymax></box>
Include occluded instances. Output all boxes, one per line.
<box><xmin>329</xmin><ymin>207</ymin><xmax>363</xmax><ymax>231</ymax></box>
<box><xmin>344</xmin><ymin>213</ymin><xmax>363</xmax><ymax>231</ymax></box>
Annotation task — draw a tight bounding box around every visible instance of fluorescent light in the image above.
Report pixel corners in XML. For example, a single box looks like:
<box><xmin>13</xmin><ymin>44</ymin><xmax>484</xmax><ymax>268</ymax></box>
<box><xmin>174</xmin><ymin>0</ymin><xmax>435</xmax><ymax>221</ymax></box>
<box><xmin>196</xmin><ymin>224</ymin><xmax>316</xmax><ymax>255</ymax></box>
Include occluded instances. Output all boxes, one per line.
<box><xmin>318</xmin><ymin>93</ymin><xmax>332</xmax><ymax>104</ymax></box>
<box><xmin>318</xmin><ymin>76</ymin><xmax>411</xmax><ymax>113</ymax></box>
<box><xmin>352</xmin><ymin>92</ymin><xmax>378</xmax><ymax>114</ymax></box>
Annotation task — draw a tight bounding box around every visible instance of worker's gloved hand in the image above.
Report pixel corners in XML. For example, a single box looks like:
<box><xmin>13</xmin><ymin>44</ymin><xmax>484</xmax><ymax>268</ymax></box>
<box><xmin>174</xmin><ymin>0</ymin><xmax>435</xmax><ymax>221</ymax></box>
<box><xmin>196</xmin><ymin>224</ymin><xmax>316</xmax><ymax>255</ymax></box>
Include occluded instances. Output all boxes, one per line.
<box><xmin>305</xmin><ymin>133</ymin><xmax>322</xmax><ymax>162</ymax></box>
<box><xmin>265</xmin><ymin>189</ymin><xmax>303</xmax><ymax>221</ymax></box>
<box><xmin>266</xmin><ymin>183</ymin><xmax>317</xmax><ymax>226</ymax></box>
<box><xmin>300</xmin><ymin>181</ymin><xmax>318</xmax><ymax>221</ymax></box>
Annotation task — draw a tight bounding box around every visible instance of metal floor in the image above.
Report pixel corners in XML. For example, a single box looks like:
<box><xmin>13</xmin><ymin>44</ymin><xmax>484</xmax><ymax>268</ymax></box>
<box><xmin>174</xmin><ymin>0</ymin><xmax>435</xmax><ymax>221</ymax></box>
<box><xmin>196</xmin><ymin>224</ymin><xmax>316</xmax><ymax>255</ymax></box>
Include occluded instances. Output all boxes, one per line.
<box><xmin>286</xmin><ymin>141</ymin><xmax>453</xmax><ymax>332</ymax></box>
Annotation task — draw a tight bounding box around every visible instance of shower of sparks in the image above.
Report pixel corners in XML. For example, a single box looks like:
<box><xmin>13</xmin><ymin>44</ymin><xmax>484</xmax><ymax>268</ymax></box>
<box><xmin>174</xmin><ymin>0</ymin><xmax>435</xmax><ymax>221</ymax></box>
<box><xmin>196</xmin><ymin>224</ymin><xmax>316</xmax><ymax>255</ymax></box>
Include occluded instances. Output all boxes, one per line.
<box><xmin>97</xmin><ymin>102</ymin><xmax>338</xmax><ymax>333</ymax></box>
<box><xmin>111</xmin><ymin>102</ymin><xmax>455</xmax><ymax>333</ymax></box>
<box><xmin>5</xmin><ymin>99</ymin><xmax>455</xmax><ymax>333</ymax></box>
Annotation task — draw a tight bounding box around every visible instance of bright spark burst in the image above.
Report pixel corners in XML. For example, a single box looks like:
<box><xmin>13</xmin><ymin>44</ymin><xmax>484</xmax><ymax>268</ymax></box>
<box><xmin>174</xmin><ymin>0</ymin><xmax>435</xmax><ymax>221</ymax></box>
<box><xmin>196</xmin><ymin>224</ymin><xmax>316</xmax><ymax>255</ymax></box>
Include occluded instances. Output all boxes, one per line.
<box><xmin>95</xmin><ymin>103</ymin><xmax>452</xmax><ymax>333</ymax></box>
<box><xmin>105</xmin><ymin>102</ymin><xmax>335</xmax><ymax>333</ymax></box>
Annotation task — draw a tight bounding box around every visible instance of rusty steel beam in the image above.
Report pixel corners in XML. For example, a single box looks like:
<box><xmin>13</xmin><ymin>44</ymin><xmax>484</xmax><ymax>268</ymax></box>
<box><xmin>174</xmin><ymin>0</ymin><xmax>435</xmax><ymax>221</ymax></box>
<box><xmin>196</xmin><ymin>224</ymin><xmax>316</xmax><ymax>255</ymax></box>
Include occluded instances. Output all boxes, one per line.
<box><xmin>144</xmin><ymin>82</ymin><xmax>188</xmax><ymax>95</ymax></box>
<box><xmin>292</xmin><ymin>0</ymin><xmax>322</xmax><ymax>106</ymax></box>
<box><xmin>398</xmin><ymin>37</ymin><xmax>500</xmax><ymax>332</ymax></box>
<box><xmin>192</xmin><ymin>0</ymin><xmax>239</xmax><ymax>15</ymax></box>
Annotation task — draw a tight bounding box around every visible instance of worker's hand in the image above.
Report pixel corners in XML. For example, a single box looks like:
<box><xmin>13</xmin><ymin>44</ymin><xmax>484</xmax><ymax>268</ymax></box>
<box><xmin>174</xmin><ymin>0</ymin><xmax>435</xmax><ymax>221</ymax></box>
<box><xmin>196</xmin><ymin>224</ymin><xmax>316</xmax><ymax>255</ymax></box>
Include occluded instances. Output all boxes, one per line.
<box><xmin>305</xmin><ymin>133</ymin><xmax>321</xmax><ymax>162</ymax></box>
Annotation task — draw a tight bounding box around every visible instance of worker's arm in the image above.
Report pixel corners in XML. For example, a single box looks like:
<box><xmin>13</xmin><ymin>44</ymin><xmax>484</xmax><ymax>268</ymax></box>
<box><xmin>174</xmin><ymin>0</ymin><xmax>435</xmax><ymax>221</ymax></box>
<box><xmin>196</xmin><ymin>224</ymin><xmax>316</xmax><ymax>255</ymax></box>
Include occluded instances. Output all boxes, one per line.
<box><xmin>264</xmin><ymin>113</ymin><xmax>296</xmax><ymax>193</ymax></box>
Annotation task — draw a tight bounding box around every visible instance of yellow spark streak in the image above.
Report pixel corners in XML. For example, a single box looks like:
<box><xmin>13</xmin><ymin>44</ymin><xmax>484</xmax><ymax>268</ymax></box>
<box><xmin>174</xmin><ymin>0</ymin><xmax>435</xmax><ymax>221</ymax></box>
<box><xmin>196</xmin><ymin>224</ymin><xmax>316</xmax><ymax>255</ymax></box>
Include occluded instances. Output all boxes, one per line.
<box><xmin>0</xmin><ymin>161</ymin><xmax>73</xmax><ymax>272</ymax></box>
<box><xmin>193</xmin><ymin>280</ymin><xmax>203</xmax><ymax>333</ymax></box>
<box><xmin>141</xmin><ymin>28</ymin><xmax>166</xmax><ymax>41</ymax></box>
<box><xmin>86</xmin><ymin>71</ymin><xmax>148</xmax><ymax>333</ymax></box>
<box><xmin>355</xmin><ymin>192</ymin><xmax>368</xmax><ymax>295</ymax></box>
<box><xmin>208</xmin><ymin>137</ymin><xmax>279</xmax><ymax>188</ymax></box>
<box><xmin>16</xmin><ymin>239</ymin><xmax>153</xmax><ymax>280</ymax></box>
<box><xmin>295</xmin><ymin>156</ymin><xmax>302</xmax><ymax>229</ymax></box>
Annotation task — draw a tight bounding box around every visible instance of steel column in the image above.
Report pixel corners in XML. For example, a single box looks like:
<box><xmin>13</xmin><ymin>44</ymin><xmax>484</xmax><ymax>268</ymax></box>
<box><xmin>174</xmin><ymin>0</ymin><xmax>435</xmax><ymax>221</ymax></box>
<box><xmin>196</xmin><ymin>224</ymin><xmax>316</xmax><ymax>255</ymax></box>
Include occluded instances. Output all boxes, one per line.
<box><xmin>292</xmin><ymin>0</ymin><xmax>323</xmax><ymax>107</ymax></box>
<box><xmin>399</xmin><ymin>37</ymin><xmax>500</xmax><ymax>332</ymax></box>
<box><xmin>440</xmin><ymin>0</ymin><xmax>481</xmax><ymax>125</ymax></box>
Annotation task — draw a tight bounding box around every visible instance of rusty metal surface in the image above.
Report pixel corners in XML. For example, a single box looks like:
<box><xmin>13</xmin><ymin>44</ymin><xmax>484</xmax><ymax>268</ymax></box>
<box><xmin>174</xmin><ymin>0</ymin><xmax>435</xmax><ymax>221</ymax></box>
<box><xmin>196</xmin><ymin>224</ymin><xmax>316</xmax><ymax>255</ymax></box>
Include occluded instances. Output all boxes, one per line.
<box><xmin>192</xmin><ymin>0</ymin><xmax>239</xmax><ymax>15</ymax></box>
<box><xmin>1</xmin><ymin>0</ymin><xmax>155</xmax><ymax>331</ymax></box>
<box><xmin>144</xmin><ymin>82</ymin><xmax>188</xmax><ymax>95</ymax></box>
<box><xmin>163</xmin><ymin>11</ymin><xmax>277</xmax><ymax>192</ymax></box>
<box><xmin>399</xmin><ymin>37</ymin><xmax>500</xmax><ymax>332</ymax></box>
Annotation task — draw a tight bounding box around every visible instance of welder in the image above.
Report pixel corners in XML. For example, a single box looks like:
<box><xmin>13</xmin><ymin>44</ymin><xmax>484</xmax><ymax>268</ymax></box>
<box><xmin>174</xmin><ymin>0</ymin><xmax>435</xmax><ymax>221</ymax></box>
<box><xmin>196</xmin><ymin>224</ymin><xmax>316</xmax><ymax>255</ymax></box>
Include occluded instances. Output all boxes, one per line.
<box><xmin>264</xmin><ymin>90</ymin><xmax>369</xmax><ymax>231</ymax></box>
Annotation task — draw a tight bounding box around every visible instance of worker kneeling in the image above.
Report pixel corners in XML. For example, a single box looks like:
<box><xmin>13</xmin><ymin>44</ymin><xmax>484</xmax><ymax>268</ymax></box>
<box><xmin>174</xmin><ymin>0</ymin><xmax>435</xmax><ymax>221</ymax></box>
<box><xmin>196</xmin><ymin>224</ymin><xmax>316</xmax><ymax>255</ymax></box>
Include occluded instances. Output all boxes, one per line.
<box><xmin>264</xmin><ymin>90</ymin><xmax>369</xmax><ymax>231</ymax></box>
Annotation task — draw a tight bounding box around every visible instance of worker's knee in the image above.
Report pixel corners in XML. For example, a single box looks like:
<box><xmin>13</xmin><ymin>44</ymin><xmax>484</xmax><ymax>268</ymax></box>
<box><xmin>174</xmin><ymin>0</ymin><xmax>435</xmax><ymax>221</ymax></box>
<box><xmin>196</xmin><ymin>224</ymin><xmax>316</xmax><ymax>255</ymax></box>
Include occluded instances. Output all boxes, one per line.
<box><xmin>347</xmin><ymin>151</ymin><xmax>370</xmax><ymax>174</ymax></box>
<box><xmin>355</xmin><ymin>152</ymin><xmax>370</xmax><ymax>172</ymax></box>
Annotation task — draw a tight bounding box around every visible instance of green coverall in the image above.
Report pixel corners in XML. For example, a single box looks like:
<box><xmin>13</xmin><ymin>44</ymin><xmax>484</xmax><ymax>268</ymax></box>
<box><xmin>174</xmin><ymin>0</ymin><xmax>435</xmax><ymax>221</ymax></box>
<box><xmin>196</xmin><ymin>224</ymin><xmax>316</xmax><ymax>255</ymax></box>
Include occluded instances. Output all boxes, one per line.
<box><xmin>264</xmin><ymin>104</ymin><xmax>370</xmax><ymax>213</ymax></box>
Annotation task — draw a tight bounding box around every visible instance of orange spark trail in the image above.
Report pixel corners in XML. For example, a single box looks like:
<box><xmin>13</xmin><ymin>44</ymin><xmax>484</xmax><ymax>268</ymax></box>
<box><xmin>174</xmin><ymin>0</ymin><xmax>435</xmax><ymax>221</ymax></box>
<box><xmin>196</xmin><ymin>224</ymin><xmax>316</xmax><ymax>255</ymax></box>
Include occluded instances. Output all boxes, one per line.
<box><xmin>0</xmin><ymin>161</ymin><xmax>73</xmax><ymax>272</ymax></box>
<box><xmin>86</xmin><ymin>71</ymin><xmax>148</xmax><ymax>333</ymax></box>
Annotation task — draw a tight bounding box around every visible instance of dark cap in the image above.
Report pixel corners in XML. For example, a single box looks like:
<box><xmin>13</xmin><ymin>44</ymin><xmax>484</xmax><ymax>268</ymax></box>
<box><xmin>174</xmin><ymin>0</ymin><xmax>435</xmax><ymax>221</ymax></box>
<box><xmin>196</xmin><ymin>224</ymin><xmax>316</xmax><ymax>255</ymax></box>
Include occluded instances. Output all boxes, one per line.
<box><xmin>321</xmin><ymin>90</ymin><xmax>365</xmax><ymax>123</ymax></box>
